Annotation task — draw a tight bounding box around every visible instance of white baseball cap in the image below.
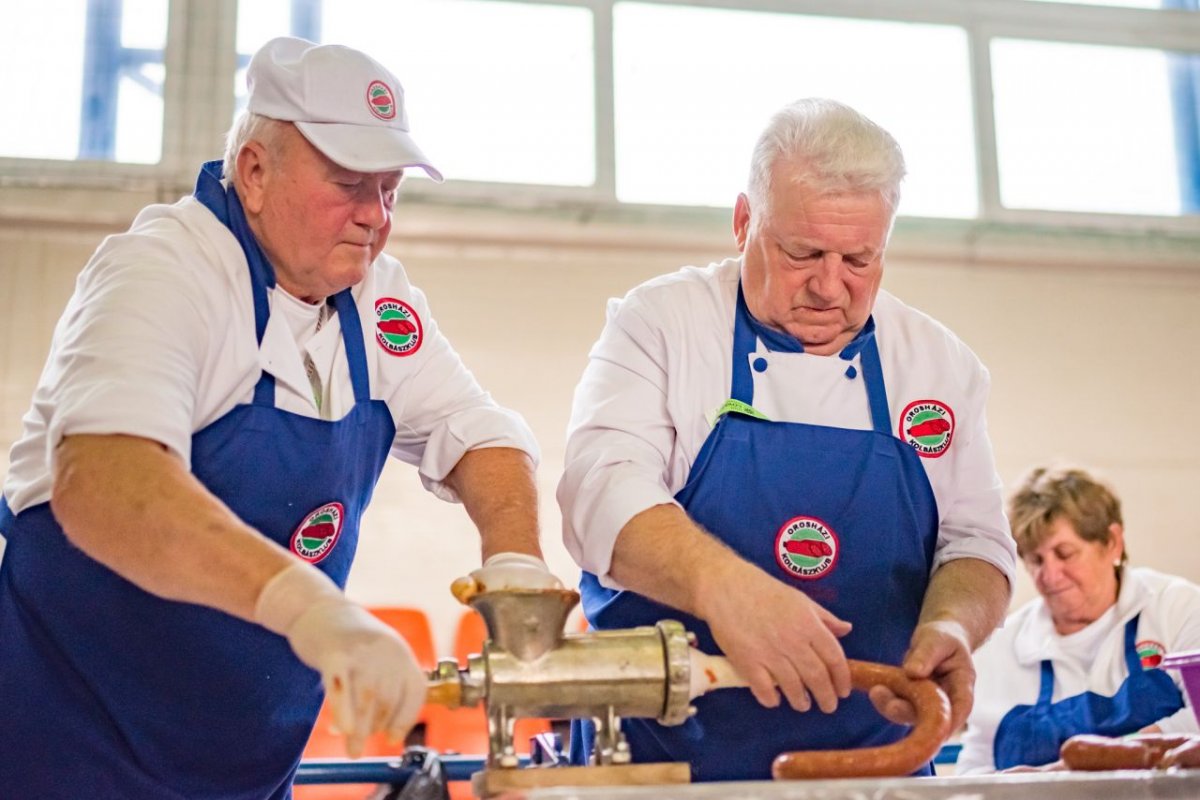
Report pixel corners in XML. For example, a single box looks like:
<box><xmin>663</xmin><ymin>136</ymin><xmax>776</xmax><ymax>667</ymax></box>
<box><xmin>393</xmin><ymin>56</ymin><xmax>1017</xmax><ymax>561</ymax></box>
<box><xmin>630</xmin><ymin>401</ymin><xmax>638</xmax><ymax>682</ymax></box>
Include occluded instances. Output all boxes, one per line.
<box><xmin>246</xmin><ymin>36</ymin><xmax>443</xmax><ymax>181</ymax></box>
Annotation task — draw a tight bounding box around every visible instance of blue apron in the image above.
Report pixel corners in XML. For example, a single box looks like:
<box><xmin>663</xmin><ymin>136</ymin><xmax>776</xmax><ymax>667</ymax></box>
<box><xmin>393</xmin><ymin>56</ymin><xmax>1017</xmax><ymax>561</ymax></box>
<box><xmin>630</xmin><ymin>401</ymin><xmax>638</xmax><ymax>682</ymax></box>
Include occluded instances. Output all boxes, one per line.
<box><xmin>0</xmin><ymin>161</ymin><xmax>396</xmax><ymax>799</ymax></box>
<box><xmin>992</xmin><ymin>613</ymin><xmax>1184</xmax><ymax>770</ymax></box>
<box><xmin>571</xmin><ymin>285</ymin><xmax>939</xmax><ymax>782</ymax></box>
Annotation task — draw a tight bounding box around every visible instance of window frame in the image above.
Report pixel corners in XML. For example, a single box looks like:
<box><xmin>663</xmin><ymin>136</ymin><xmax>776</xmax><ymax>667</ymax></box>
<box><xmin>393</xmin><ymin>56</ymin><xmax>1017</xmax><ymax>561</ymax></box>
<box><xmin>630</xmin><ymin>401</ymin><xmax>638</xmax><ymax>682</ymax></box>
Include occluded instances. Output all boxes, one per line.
<box><xmin>2</xmin><ymin>0</ymin><xmax>1199</xmax><ymax>241</ymax></box>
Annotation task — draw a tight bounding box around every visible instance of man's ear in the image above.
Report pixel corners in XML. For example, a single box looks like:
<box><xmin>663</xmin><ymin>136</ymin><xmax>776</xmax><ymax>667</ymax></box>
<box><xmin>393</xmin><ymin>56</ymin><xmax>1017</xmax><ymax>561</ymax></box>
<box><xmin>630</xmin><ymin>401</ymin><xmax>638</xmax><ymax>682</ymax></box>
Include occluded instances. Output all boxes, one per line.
<box><xmin>235</xmin><ymin>140</ymin><xmax>270</xmax><ymax>215</ymax></box>
<box><xmin>733</xmin><ymin>193</ymin><xmax>751</xmax><ymax>253</ymax></box>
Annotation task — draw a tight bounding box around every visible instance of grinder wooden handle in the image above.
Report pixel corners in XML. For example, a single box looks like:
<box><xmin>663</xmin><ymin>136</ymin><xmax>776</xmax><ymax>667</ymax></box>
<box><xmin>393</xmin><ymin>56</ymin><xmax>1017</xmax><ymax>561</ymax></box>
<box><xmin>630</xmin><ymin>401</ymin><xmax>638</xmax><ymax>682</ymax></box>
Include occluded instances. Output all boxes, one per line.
<box><xmin>771</xmin><ymin>659</ymin><xmax>952</xmax><ymax>780</ymax></box>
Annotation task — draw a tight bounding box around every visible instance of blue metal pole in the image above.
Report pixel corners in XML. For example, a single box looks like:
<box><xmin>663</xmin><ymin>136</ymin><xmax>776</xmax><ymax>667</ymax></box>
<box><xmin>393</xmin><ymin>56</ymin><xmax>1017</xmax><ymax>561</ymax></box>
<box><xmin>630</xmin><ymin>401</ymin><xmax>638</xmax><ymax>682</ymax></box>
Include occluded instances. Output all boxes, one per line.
<box><xmin>78</xmin><ymin>0</ymin><xmax>122</xmax><ymax>160</ymax></box>
<box><xmin>1162</xmin><ymin>0</ymin><xmax>1200</xmax><ymax>213</ymax></box>
<box><xmin>294</xmin><ymin>755</ymin><xmax>525</xmax><ymax>784</ymax></box>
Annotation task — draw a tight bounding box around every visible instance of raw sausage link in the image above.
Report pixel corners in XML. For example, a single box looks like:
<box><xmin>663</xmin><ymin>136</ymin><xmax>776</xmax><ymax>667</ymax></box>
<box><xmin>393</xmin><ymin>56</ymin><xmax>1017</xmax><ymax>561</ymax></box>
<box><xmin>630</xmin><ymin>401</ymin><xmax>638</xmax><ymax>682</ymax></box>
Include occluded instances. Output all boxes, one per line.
<box><xmin>1061</xmin><ymin>733</ymin><xmax>1196</xmax><ymax>771</ymax></box>
<box><xmin>771</xmin><ymin>659</ymin><xmax>951</xmax><ymax>780</ymax></box>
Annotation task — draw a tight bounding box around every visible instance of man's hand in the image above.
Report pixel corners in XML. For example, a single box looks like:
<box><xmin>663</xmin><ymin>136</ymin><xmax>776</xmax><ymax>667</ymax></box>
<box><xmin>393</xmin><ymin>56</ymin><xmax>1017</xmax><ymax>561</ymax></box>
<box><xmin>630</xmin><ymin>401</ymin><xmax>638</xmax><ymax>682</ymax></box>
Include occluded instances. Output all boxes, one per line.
<box><xmin>256</xmin><ymin>563</ymin><xmax>428</xmax><ymax>757</ymax></box>
<box><xmin>469</xmin><ymin>552</ymin><xmax>564</xmax><ymax>593</ymax></box>
<box><xmin>700</xmin><ymin>563</ymin><xmax>852</xmax><ymax>714</ymax></box>
<box><xmin>868</xmin><ymin>620</ymin><xmax>974</xmax><ymax>733</ymax></box>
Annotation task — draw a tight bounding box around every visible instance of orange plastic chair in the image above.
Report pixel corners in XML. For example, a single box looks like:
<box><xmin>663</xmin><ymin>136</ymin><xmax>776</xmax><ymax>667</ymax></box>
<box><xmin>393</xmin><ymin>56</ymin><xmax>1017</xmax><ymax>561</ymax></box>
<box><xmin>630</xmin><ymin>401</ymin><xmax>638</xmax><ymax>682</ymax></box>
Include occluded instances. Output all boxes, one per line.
<box><xmin>454</xmin><ymin>609</ymin><xmax>488</xmax><ymax>663</ymax></box>
<box><xmin>371</xmin><ymin>606</ymin><xmax>438</xmax><ymax>670</ymax></box>
<box><xmin>294</xmin><ymin>607</ymin><xmax>439</xmax><ymax>800</ymax></box>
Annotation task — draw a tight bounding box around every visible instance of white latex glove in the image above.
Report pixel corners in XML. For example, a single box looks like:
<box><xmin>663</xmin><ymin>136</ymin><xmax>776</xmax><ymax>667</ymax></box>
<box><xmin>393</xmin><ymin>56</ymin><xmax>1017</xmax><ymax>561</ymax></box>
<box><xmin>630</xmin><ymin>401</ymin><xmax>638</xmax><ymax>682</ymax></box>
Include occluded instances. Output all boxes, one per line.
<box><xmin>469</xmin><ymin>552</ymin><xmax>564</xmax><ymax>593</ymax></box>
<box><xmin>255</xmin><ymin>562</ymin><xmax>428</xmax><ymax>757</ymax></box>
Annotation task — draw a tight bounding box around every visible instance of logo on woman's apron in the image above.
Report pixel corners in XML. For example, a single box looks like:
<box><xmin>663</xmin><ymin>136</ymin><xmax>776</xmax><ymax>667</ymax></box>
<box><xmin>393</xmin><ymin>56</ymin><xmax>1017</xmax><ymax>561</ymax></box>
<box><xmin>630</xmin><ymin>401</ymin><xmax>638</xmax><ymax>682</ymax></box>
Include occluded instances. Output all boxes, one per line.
<box><xmin>375</xmin><ymin>297</ymin><xmax>423</xmax><ymax>357</ymax></box>
<box><xmin>899</xmin><ymin>399</ymin><xmax>955</xmax><ymax>458</ymax></box>
<box><xmin>1137</xmin><ymin>640</ymin><xmax>1167</xmax><ymax>669</ymax></box>
<box><xmin>290</xmin><ymin>502</ymin><xmax>345</xmax><ymax>563</ymax></box>
<box><xmin>775</xmin><ymin>516</ymin><xmax>839</xmax><ymax>580</ymax></box>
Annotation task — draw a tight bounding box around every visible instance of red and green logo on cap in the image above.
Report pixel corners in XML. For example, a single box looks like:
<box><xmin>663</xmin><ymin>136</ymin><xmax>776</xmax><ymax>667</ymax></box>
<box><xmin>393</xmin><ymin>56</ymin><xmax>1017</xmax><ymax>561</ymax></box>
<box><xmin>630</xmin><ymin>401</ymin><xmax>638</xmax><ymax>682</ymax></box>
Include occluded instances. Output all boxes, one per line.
<box><xmin>1137</xmin><ymin>640</ymin><xmax>1167</xmax><ymax>669</ymax></box>
<box><xmin>290</xmin><ymin>502</ymin><xmax>345</xmax><ymax>563</ymax></box>
<box><xmin>899</xmin><ymin>399</ymin><xmax>956</xmax><ymax>459</ymax></box>
<box><xmin>775</xmin><ymin>516</ymin><xmax>839</xmax><ymax>580</ymax></box>
<box><xmin>375</xmin><ymin>297</ymin><xmax>423</xmax><ymax>357</ymax></box>
<box><xmin>366</xmin><ymin>80</ymin><xmax>396</xmax><ymax>121</ymax></box>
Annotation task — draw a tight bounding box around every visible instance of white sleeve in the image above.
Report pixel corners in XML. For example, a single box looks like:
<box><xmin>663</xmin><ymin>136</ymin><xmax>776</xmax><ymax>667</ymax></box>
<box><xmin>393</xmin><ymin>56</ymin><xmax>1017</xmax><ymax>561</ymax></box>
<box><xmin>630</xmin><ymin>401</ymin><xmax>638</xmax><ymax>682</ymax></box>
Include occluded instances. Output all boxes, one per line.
<box><xmin>954</xmin><ymin>720</ymin><xmax>997</xmax><ymax>775</ymax></box>
<box><xmin>45</xmin><ymin>234</ymin><xmax>210</xmax><ymax>469</ymax></box>
<box><xmin>556</xmin><ymin>295</ymin><xmax>681</xmax><ymax>587</ymax></box>
<box><xmin>930</xmin><ymin>363</ymin><xmax>1017</xmax><ymax>587</ymax></box>
<box><xmin>382</xmin><ymin>286</ymin><xmax>539</xmax><ymax>502</ymax></box>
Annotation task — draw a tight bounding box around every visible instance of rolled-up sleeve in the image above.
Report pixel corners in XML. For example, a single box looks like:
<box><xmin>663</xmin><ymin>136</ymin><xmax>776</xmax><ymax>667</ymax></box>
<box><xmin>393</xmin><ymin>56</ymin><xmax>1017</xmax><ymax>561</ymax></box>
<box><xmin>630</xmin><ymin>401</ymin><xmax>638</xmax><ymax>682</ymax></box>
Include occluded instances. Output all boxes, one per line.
<box><xmin>932</xmin><ymin>364</ymin><xmax>1018</xmax><ymax>587</ymax></box>
<box><xmin>557</xmin><ymin>296</ymin><xmax>681</xmax><ymax>587</ymax></box>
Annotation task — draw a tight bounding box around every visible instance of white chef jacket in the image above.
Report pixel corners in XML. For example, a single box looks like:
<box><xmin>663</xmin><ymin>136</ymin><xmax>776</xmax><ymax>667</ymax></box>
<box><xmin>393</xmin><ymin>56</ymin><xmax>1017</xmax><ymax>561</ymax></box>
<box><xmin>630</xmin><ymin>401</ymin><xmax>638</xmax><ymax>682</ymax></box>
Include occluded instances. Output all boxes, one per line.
<box><xmin>957</xmin><ymin>566</ymin><xmax>1200</xmax><ymax>775</ymax></box>
<box><xmin>2</xmin><ymin>193</ymin><xmax>538</xmax><ymax>517</ymax></box>
<box><xmin>557</xmin><ymin>257</ymin><xmax>1016</xmax><ymax>590</ymax></box>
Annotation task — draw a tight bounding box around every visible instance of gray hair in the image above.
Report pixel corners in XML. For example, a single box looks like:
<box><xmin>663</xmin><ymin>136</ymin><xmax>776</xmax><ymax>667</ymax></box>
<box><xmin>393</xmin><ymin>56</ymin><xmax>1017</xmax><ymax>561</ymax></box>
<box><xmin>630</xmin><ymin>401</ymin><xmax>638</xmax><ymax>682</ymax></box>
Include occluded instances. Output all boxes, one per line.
<box><xmin>222</xmin><ymin>111</ymin><xmax>289</xmax><ymax>184</ymax></box>
<box><xmin>746</xmin><ymin>98</ymin><xmax>906</xmax><ymax>219</ymax></box>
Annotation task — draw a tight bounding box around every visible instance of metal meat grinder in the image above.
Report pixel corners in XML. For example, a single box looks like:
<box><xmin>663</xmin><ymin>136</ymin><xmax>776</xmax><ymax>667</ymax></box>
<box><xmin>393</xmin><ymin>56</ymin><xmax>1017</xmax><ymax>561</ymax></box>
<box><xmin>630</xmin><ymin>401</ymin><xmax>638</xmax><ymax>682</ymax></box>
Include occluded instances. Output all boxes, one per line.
<box><xmin>423</xmin><ymin>584</ymin><xmax>698</xmax><ymax>792</ymax></box>
<box><xmin>420</xmin><ymin>583</ymin><xmax>950</xmax><ymax>795</ymax></box>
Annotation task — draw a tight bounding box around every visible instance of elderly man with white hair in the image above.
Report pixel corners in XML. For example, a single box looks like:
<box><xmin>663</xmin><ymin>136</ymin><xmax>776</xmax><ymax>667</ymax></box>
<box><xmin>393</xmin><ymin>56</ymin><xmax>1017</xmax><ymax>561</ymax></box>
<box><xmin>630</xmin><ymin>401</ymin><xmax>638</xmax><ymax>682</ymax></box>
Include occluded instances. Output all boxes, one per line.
<box><xmin>558</xmin><ymin>98</ymin><xmax>1017</xmax><ymax>781</ymax></box>
<box><xmin>0</xmin><ymin>37</ymin><xmax>559</xmax><ymax>798</ymax></box>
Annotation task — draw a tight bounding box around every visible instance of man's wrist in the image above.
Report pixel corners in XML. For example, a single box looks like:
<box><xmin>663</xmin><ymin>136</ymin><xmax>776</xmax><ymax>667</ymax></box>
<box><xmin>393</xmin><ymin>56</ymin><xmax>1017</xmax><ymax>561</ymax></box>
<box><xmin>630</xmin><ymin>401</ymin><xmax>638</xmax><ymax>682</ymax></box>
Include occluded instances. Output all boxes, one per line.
<box><xmin>482</xmin><ymin>552</ymin><xmax>547</xmax><ymax>570</ymax></box>
<box><xmin>255</xmin><ymin>561</ymin><xmax>344</xmax><ymax>636</ymax></box>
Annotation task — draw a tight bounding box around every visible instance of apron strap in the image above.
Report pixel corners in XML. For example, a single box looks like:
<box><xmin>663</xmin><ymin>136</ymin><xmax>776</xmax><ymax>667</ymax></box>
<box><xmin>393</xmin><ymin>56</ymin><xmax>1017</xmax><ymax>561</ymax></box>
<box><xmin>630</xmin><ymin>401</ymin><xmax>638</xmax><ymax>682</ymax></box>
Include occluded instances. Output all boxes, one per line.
<box><xmin>1122</xmin><ymin>614</ymin><xmax>1144</xmax><ymax>675</ymax></box>
<box><xmin>332</xmin><ymin>289</ymin><xmax>371</xmax><ymax>404</ymax></box>
<box><xmin>0</xmin><ymin>495</ymin><xmax>13</xmax><ymax>533</ymax></box>
<box><xmin>731</xmin><ymin>284</ymin><xmax>759</xmax><ymax>405</ymax></box>
<box><xmin>195</xmin><ymin>161</ymin><xmax>278</xmax><ymax>407</ymax></box>
<box><xmin>858</xmin><ymin>334</ymin><xmax>893</xmax><ymax>435</ymax></box>
<box><xmin>1037</xmin><ymin>660</ymin><xmax>1056</xmax><ymax>705</ymax></box>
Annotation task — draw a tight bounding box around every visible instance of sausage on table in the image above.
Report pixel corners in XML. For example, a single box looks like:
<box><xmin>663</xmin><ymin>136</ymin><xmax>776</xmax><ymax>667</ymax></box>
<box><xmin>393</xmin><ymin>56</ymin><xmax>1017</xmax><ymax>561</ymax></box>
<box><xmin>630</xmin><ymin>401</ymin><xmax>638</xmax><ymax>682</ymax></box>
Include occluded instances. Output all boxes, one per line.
<box><xmin>1061</xmin><ymin>733</ymin><xmax>1196</xmax><ymax>771</ymax></box>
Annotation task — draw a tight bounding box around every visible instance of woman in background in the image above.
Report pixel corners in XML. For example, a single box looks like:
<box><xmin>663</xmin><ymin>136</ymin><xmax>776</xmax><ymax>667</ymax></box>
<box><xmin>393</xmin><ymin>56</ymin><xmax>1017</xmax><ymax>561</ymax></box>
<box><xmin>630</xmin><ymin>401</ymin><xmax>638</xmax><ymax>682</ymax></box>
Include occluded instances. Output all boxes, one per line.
<box><xmin>957</xmin><ymin>466</ymin><xmax>1200</xmax><ymax>774</ymax></box>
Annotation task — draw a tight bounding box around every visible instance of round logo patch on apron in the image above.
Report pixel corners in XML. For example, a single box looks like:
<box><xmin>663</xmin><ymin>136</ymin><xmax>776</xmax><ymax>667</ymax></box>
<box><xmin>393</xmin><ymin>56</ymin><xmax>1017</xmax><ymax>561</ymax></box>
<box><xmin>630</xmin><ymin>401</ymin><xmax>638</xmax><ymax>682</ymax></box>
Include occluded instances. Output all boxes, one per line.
<box><xmin>899</xmin><ymin>399</ymin><xmax>955</xmax><ymax>458</ymax></box>
<box><xmin>775</xmin><ymin>516</ymin><xmax>839</xmax><ymax>580</ymax></box>
<box><xmin>290</xmin><ymin>502</ymin><xmax>345</xmax><ymax>563</ymax></box>
<box><xmin>366</xmin><ymin>80</ymin><xmax>397</xmax><ymax>120</ymax></box>
<box><xmin>375</xmin><ymin>297</ymin><xmax>423</xmax><ymax>357</ymax></box>
<box><xmin>1137</xmin><ymin>640</ymin><xmax>1167</xmax><ymax>669</ymax></box>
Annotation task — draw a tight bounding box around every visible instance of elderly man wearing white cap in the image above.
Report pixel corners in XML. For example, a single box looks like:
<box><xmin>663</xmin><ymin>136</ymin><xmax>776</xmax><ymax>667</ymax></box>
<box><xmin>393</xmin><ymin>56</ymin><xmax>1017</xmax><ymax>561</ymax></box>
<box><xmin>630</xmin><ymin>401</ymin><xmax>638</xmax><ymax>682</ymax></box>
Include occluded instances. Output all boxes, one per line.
<box><xmin>0</xmin><ymin>37</ymin><xmax>558</xmax><ymax>798</ymax></box>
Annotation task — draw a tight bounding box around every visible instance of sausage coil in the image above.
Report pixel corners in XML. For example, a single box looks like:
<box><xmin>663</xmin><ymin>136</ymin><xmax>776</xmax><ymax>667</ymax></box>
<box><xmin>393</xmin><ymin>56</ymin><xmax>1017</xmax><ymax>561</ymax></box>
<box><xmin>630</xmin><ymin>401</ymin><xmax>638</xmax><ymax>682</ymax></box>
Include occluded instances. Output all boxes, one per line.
<box><xmin>771</xmin><ymin>659</ymin><xmax>951</xmax><ymax>780</ymax></box>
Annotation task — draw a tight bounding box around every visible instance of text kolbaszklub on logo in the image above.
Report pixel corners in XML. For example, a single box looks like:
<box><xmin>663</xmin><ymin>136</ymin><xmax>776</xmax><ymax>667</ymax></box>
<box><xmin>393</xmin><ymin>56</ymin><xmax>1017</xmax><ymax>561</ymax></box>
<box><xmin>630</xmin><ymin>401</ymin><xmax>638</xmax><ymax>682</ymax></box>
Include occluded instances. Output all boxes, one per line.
<box><xmin>774</xmin><ymin>516</ymin><xmax>839</xmax><ymax>580</ymax></box>
<box><xmin>290</xmin><ymin>502</ymin><xmax>345</xmax><ymax>564</ymax></box>
<box><xmin>375</xmin><ymin>297</ymin><xmax>423</xmax><ymax>357</ymax></box>
<box><xmin>899</xmin><ymin>399</ymin><xmax>955</xmax><ymax>459</ymax></box>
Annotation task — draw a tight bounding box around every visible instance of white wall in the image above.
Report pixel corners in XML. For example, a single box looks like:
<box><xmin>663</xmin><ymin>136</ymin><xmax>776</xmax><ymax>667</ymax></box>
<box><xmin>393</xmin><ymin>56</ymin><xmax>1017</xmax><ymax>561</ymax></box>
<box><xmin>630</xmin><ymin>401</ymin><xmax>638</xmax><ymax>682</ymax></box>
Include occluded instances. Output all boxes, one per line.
<box><xmin>2</xmin><ymin>200</ymin><xmax>1199</xmax><ymax>656</ymax></box>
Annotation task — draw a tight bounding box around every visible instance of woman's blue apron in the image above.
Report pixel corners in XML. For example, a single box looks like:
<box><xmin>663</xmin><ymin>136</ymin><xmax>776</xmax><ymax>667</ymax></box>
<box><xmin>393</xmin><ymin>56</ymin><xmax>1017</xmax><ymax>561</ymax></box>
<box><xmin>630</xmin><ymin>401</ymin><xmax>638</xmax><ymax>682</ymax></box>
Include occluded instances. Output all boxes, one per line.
<box><xmin>571</xmin><ymin>286</ymin><xmax>939</xmax><ymax>782</ymax></box>
<box><xmin>993</xmin><ymin>613</ymin><xmax>1184</xmax><ymax>769</ymax></box>
<box><xmin>0</xmin><ymin>161</ymin><xmax>396</xmax><ymax>799</ymax></box>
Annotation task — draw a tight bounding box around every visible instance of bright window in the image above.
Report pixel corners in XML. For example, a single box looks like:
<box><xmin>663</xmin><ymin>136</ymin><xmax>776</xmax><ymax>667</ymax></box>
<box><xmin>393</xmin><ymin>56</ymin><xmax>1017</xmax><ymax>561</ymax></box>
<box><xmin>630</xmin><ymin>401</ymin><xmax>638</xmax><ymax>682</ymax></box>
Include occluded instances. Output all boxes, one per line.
<box><xmin>0</xmin><ymin>0</ymin><xmax>166</xmax><ymax>163</ymax></box>
<box><xmin>612</xmin><ymin>3</ymin><xmax>977</xmax><ymax>218</ymax></box>
<box><xmin>235</xmin><ymin>0</ymin><xmax>596</xmax><ymax>187</ymax></box>
<box><xmin>992</xmin><ymin>39</ymin><xmax>1186</xmax><ymax>215</ymax></box>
